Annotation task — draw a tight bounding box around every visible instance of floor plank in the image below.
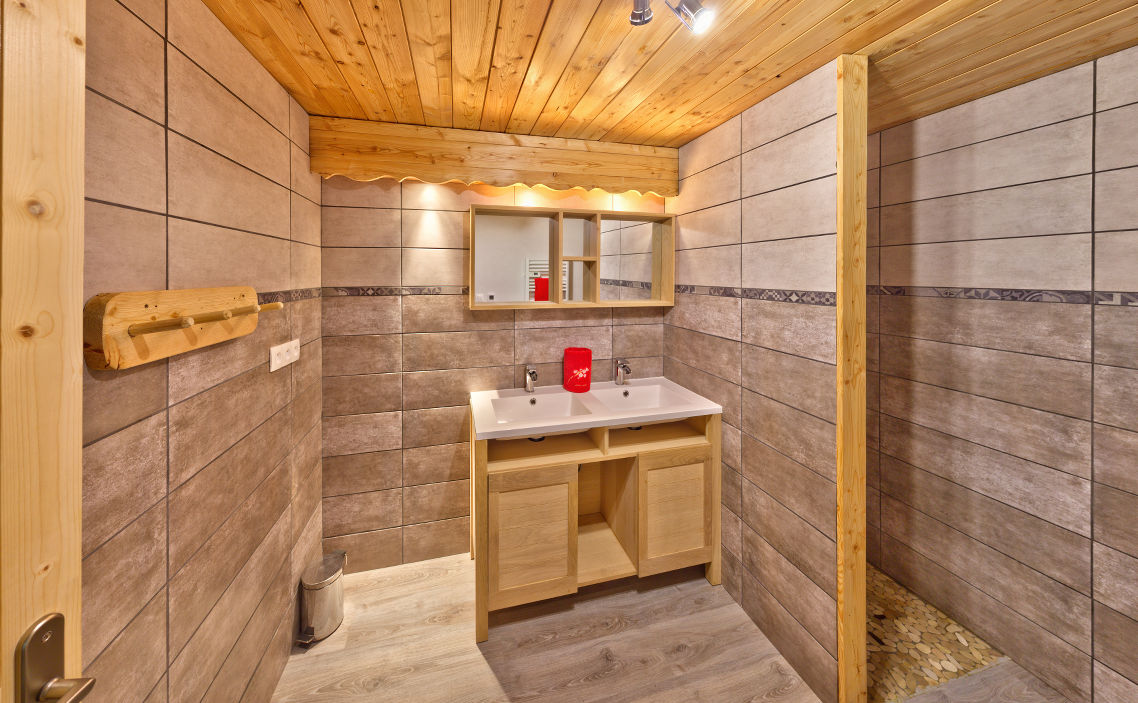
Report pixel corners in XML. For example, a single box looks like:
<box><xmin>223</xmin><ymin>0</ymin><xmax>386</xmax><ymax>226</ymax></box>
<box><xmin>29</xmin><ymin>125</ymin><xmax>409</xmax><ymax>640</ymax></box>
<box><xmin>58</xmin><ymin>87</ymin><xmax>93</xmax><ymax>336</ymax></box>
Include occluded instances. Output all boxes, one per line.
<box><xmin>272</xmin><ymin>553</ymin><xmax>820</xmax><ymax>702</ymax></box>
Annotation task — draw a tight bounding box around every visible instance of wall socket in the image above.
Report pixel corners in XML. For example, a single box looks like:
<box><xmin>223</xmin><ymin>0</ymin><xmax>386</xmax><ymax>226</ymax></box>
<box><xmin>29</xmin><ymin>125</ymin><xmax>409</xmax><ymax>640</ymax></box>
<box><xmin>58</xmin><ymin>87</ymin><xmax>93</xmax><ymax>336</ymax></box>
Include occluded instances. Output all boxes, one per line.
<box><xmin>269</xmin><ymin>339</ymin><xmax>300</xmax><ymax>371</ymax></box>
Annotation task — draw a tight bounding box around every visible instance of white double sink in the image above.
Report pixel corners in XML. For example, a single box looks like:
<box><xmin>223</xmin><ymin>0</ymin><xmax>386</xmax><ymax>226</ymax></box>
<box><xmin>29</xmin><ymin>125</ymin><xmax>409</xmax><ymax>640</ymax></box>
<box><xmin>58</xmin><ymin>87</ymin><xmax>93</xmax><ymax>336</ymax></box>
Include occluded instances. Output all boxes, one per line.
<box><xmin>470</xmin><ymin>377</ymin><xmax>722</xmax><ymax>440</ymax></box>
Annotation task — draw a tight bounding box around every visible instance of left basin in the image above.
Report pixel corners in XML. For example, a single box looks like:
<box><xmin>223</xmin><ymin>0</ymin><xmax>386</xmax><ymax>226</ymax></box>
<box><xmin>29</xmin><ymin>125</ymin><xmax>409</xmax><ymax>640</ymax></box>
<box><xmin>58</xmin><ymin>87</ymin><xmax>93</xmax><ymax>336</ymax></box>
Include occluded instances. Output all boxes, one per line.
<box><xmin>490</xmin><ymin>393</ymin><xmax>593</xmax><ymax>424</ymax></box>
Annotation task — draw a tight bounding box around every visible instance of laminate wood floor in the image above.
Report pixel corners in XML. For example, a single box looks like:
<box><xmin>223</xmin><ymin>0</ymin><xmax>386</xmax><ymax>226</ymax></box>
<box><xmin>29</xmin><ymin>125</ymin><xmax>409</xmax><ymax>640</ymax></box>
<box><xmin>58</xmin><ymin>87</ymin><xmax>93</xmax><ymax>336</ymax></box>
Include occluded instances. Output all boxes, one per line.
<box><xmin>271</xmin><ymin>553</ymin><xmax>820</xmax><ymax>703</ymax></box>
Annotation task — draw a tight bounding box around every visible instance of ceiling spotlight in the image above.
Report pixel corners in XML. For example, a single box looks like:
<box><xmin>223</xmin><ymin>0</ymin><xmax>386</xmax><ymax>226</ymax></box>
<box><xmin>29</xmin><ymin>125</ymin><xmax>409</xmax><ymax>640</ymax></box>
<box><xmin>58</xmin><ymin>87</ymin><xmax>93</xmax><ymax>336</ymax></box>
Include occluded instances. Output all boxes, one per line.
<box><xmin>665</xmin><ymin>0</ymin><xmax>715</xmax><ymax>34</ymax></box>
<box><xmin>629</xmin><ymin>0</ymin><xmax>653</xmax><ymax>26</ymax></box>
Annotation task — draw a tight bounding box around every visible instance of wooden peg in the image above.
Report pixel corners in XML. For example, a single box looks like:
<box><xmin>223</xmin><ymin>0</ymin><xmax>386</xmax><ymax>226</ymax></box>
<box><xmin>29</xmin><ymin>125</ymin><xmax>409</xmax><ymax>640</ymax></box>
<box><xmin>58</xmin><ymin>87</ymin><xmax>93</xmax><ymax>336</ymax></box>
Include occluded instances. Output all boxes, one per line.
<box><xmin>260</xmin><ymin>302</ymin><xmax>284</xmax><ymax>312</ymax></box>
<box><xmin>194</xmin><ymin>309</ymin><xmax>234</xmax><ymax>324</ymax></box>
<box><xmin>127</xmin><ymin>316</ymin><xmax>194</xmax><ymax>337</ymax></box>
<box><xmin>229</xmin><ymin>304</ymin><xmax>262</xmax><ymax>317</ymax></box>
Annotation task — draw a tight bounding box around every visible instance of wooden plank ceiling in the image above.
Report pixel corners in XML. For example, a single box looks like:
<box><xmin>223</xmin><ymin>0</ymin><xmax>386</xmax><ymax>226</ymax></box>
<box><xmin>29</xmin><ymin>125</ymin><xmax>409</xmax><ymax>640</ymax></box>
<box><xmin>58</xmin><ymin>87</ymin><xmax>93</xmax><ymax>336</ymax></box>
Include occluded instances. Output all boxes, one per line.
<box><xmin>204</xmin><ymin>0</ymin><xmax>1138</xmax><ymax>145</ymax></box>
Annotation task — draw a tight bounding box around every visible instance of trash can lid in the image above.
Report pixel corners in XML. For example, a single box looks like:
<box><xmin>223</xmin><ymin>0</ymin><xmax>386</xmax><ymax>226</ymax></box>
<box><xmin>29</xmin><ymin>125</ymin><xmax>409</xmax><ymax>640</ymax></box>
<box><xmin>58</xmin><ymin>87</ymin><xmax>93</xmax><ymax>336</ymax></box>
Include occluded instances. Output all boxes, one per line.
<box><xmin>302</xmin><ymin>550</ymin><xmax>345</xmax><ymax>589</ymax></box>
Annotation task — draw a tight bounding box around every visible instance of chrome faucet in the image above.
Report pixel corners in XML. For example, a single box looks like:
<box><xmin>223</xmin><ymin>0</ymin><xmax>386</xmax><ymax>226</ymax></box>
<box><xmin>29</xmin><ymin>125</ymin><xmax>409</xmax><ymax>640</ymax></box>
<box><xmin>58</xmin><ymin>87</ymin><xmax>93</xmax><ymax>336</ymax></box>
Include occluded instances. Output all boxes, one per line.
<box><xmin>524</xmin><ymin>365</ymin><xmax>538</xmax><ymax>393</ymax></box>
<box><xmin>615</xmin><ymin>359</ymin><xmax>632</xmax><ymax>385</ymax></box>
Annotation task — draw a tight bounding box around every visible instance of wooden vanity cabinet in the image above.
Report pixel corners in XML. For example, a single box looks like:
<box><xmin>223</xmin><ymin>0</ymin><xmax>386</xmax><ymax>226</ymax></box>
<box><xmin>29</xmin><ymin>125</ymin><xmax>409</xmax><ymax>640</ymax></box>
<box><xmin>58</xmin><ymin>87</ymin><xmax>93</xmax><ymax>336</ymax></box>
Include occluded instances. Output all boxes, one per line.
<box><xmin>472</xmin><ymin>414</ymin><xmax>721</xmax><ymax>641</ymax></box>
<box><xmin>486</xmin><ymin>464</ymin><xmax>578</xmax><ymax>610</ymax></box>
<box><xmin>637</xmin><ymin>445</ymin><xmax>716</xmax><ymax>577</ymax></box>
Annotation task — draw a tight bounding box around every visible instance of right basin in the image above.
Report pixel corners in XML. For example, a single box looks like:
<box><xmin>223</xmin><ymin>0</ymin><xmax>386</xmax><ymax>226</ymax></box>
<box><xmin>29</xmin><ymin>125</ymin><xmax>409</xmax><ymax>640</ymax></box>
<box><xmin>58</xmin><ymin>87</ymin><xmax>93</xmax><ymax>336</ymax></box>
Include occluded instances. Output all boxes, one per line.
<box><xmin>590</xmin><ymin>383</ymin><xmax>687</xmax><ymax>412</ymax></box>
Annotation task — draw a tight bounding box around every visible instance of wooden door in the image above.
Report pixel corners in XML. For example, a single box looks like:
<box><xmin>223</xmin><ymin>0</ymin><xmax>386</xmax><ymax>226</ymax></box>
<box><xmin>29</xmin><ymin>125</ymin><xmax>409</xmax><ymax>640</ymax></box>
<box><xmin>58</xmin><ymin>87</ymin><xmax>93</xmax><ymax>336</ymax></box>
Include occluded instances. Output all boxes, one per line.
<box><xmin>1</xmin><ymin>0</ymin><xmax>86</xmax><ymax>700</ymax></box>
<box><xmin>487</xmin><ymin>464</ymin><xmax>578</xmax><ymax>610</ymax></box>
<box><xmin>637</xmin><ymin>445</ymin><xmax>714</xmax><ymax>577</ymax></box>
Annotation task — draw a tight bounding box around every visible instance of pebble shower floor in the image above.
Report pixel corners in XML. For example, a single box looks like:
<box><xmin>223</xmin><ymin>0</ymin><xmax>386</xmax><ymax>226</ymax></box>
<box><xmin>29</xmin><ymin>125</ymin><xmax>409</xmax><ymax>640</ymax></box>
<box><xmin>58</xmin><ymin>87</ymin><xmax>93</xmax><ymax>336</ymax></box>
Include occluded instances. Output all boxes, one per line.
<box><xmin>867</xmin><ymin>565</ymin><xmax>1003</xmax><ymax>701</ymax></box>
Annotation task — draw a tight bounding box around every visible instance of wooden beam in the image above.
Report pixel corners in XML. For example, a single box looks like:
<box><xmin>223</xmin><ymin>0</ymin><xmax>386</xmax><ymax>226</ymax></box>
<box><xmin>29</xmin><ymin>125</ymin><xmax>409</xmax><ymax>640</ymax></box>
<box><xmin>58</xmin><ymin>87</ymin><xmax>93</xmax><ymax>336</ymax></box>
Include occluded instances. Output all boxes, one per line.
<box><xmin>1</xmin><ymin>0</ymin><xmax>86</xmax><ymax>698</ymax></box>
<box><xmin>835</xmin><ymin>54</ymin><xmax>868</xmax><ymax>703</ymax></box>
<box><xmin>310</xmin><ymin>116</ymin><xmax>679</xmax><ymax>196</ymax></box>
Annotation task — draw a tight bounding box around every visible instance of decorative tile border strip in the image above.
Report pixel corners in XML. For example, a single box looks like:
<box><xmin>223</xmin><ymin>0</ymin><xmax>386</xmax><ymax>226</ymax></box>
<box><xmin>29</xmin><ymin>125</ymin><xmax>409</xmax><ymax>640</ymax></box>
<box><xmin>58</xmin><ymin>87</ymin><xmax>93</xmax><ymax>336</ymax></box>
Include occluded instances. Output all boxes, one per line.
<box><xmin>868</xmin><ymin>285</ymin><xmax>1092</xmax><ymax>304</ymax></box>
<box><xmin>675</xmin><ymin>284</ymin><xmax>836</xmax><ymax>306</ymax></box>
<box><xmin>321</xmin><ymin>285</ymin><xmax>468</xmax><ymax>297</ymax></box>
<box><xmin>1095</xmin><ymin>291</ymin><xmax>1138</xmax><ymax>307</ymax></box>
<box><xmin>257</xmin><ymin>287</ymin><xmax>321</xmax><ymax>304</ymax></box>
<box><xmin>600</xmin><ymin>278</ymin><xmax>653</xmax><ymax>290</ymax></box>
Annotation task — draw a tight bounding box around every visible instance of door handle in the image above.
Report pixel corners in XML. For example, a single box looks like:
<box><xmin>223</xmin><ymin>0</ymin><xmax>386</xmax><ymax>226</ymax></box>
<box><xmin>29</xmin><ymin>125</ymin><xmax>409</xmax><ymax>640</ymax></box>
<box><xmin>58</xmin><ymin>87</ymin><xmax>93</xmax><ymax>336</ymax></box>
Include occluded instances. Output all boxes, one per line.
<box><xmin>17</xmin><ymin>613</ymin><xmax>96</xmax><ymax>703</ymax></box>
<box><xmin>38</xmin><ymin>677</ymin><xmax>96</xmax><ymax>702</ymax></box>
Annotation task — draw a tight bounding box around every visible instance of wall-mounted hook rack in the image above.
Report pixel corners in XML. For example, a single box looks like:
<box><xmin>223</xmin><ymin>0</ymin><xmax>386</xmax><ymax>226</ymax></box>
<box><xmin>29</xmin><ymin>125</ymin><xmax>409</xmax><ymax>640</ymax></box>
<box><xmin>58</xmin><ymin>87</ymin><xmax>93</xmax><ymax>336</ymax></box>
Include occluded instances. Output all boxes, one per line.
<box><xmin>84</xmin><ymin>286</ymin><xmax>283</xmax><ymax>370</ymax></box>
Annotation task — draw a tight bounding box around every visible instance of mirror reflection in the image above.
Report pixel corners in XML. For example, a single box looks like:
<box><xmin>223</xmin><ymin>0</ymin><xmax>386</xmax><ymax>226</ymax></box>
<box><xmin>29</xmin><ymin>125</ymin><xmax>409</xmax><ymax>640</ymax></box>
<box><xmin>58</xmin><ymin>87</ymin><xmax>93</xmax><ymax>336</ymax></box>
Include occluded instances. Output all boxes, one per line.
<box><xmin>472</xmin><ymin>213</ymin><xmax>557</xmax><ymax>304</ymax></box>
<box><xmin>600</xmin><ymin>217</ymin><xmax>656</xmax><ymax>301</ymax></box>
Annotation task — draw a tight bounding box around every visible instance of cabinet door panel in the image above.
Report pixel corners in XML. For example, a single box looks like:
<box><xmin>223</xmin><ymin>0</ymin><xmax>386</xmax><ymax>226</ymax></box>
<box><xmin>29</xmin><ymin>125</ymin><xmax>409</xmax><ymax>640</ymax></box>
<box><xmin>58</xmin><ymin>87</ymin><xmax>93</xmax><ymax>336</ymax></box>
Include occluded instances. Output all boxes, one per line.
<box><xmin>638</xmin><ymin>446</ymin><xmax>714</xmax><ymax>576</ymax></box>
<box><xmin>488</xmin><ymin>464</ymin><xmax>577</xmax><ymax>609</ymax></box>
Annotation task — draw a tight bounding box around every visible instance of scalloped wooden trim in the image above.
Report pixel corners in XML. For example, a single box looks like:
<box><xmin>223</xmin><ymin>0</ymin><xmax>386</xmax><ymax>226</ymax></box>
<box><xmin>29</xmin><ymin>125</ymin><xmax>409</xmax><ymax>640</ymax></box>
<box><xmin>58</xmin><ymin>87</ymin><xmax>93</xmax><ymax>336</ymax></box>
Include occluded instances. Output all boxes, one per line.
<box><xmin>309</xmin><ymin>116</ymin><xmax>679</xmax><ymax>196</ymax></box>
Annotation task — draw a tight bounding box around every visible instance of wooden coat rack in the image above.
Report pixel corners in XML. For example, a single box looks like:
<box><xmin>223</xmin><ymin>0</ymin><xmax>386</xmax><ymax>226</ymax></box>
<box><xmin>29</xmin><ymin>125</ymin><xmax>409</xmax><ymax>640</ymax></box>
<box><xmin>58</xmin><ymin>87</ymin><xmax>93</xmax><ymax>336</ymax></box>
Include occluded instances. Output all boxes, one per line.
<box><xmin>83</xmin><ymin>286</ymin><xmax>283</xmax><ymax>370</ymax></box>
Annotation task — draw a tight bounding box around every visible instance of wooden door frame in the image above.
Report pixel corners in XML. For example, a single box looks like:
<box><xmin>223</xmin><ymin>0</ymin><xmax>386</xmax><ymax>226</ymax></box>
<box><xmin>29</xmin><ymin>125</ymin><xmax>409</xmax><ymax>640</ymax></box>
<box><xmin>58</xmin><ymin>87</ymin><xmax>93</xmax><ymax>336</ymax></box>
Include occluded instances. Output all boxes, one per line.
<box><xmin>1</xmin><ymin>0</ymin><xmax>86</xmax><ymax>700</ymax></box>
<box><xmin>836</xmin><ymin>53</ymin><xmax>868</xmax><ymax>703</ymax></box>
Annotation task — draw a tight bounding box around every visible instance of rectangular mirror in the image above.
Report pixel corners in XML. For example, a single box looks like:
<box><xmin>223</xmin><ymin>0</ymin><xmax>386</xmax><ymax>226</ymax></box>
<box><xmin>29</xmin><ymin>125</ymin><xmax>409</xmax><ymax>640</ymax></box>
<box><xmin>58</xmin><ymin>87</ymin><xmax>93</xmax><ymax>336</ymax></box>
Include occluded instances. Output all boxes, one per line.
<box><xmin>470</xmin><ymin>205</ymin><xmax>673</xmax><ymax>310</ymax></box>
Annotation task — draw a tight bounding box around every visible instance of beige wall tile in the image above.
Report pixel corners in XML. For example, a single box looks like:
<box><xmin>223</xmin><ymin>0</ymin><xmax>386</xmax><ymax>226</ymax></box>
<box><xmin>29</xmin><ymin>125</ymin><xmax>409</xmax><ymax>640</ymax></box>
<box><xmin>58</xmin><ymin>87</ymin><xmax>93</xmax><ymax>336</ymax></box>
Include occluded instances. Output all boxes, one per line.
<box><xmin>402</xmin><ymin>406</ymin><xmax>468</xmax><ymax>448</ymax></box>
<box><xmin>1096</xmin><ymin>231</ymin><xmax>1138</xmax><ymax>291</ymax></box>
<box><xmin>664</xmin><ymin>357</ymin><xmax>741</xmax><ymax>426</ymax></box>
<box><xmin>403</xmin><ymin>443</ymin><xmax>469</xmax><ymax>486</ymax></box>
<box><xmin>515</xmin><ymin>307</ymin><xmax>611</xmax><ymax>329</ymax></box>
<box><xmin>742</xmin><ymin>434</ymin><xmax>835</xmax><ymax>539</ymax></box>
<box><xmin>1097</xmin><ymin>102</ymin><xmax>1138</xmax><ymax>172</ymax></box>
<box><xmin>168</xmin><ymin>134</ymin><xmax>290</xmax><ymax>237</ymax></box>
<box><xmin>1096</xmin><ymin>43</ymin><xmax>1138</xmax><ymax>111</ymax></box>
<box><xmin>741</xmin><ymin>480</ymin><xmax>837</xmax><ymax>597</ymax></box>
<box><xmin>322</xmin><ymin>296</ymin><xmax>401</xmax><ymax>335</ymax></box>
<box><xmin>83</xmin><ymin>363</ymin><xmax>167</xmax><ymax>445</ymax></box>
<box><xmin>403</xmin><ymin>330</ymin><xmax>514</xmax><ymax>371</ymax></box>
<box><xmin>742</xmin><ymin>175</ymin><xmax>836</xmax><ymax>242</ymax></box>
<box><xmin>402</xmin><ymin>180</ymin><xmax>513</xmax><ymax>211</ymax></box>
<box><xmin>664</xmin><ymin>326</ymin><xmax>739</xmax><ymax>384</ymax></box>
<box><xmin>291</xmin><ymin>242</ymin><xmax>321</xmax><ymax>290</ymax></box>
<box><xmin>402</xmin><ymin>294</ymin><xmax>513</xmax><ymax>332</ymax></box>
<box><xmin>676</xmin><ymin>245</ymin><xmax>740</xmax><ymax>287</ymax></box>
<box><xmin>82</xmin><ymin>589</ymin><xmax>166</xmax><ymax>702</ymax></box>
<box><xmin>679</xmin><ymin>115</ymin><xmax>740</xmax><ymax>179</ymax></box>
<box><xmin>667</xmin><ymin>157</ymin><xmax>740</xmax><ymax>216</ymax></box>
<box><xmin>880</xmin><ymin>233</ymin><xmax>1091</xmax><ymax>290</ymax></box>
<box><xmin>1095</xmin><ymin>166</ymin><xmax>1138</xmax><ymax>232</ymax></box>
<box><xmin>291</xmin><ymin>192</ymin><xmax>321</xmax><ymax>245</ymax></box>
<box><xmin>1095</xmin><ymin>364</ymin><xmax>1138</xmax><ymax>432</ymax></box>
<box><xmin>167</xmin><ymin>0</ymin><xmax>289</xmax><ymax>130</ymax></box>
<box><xmin>167</xmin><ymin>48</ymin><xmax>289</xmax><ymax>185</ymax></box>
<box><xmin>86</xmin><ymin>91</ymin><xmax>166</xmax><ymax>212</ymax></box>
<box><xmin>403</xmin><ymin>480</ymin><xmax>469</xmax><ymax>524</ymax></box>
<box><xmin>322</xmin><ymin>412</ymin><xmax>402</xmax><ymax>456</ymax></box>
<box><xmin>402</xmin><ymin>248</ymin><xmax>466</xmax><ymax>286</ymax></box>
<box><xmin>321</xmin><ymin>206</ymin><xmax>400</xmax><ymax>247</ymax></box>
<box><xmin>323</xmin><ymin>373</ymin><xmax>401</xmax><ymax>416</ymax></box>
<box><xmin>883</xmin><ymin>64</ymin><xmax>1092</xmax><ymax>165</ymax></box>
<box><xmin>322</xmin><ymin>450</ymin><xmax>401</xmax><ymax>497</ymax></box>
<box><xmin>321</xmin><ymin>247</ymin><xmax>400</xmax><ymax>287</ymax></box>
<box><xmin>1095</xmin><ymin>661</ymin><xmax>1138</xmax><ymax>703</ymax></box>
<box><xmin>881</xmin><ymin>376</ymin><xmax>1091</xmax><ymax>477</ymax></box>
<box><xmin>743</xmin><ymin>390</ymin><xmax>835</xmax><ymax>481</ymax></box>
<box><xmin>403</xmin><ymin>209</ymin><xmax>466</xmax><ymax>248</ymax></box>
<box><xmin>87</xmin><ymin>0</ymin><xmax>165</xmax><ymax>121</ymax></box>
<box><xmin>665</xmin><ymin>293</ymin><xmax>740</xmax><ymax>340</ymax></box>
<box><xmin>742</xmin><ymin>235</ymin><xmax>836</xmax><ymax>292</ymax></box>
<box><xmin>742</xmin><ymin>60</ymin><xmax>836</xmax><ymax>151</ymax></box>
<box><xmin>321</xmin><ymin>176</ymin><xmax>400</xmax><ymax>208</ymax></box>
<box><xmin>1095</xmin><ymin>424</ymin><xmax>1138</xmax><ymax>497</ymax></box>
<box><xmin>291</xmin><ymin>297</ymin><xmax>322</xmax><ymax>344</ymax></box>
<box><xmin>403</xmin><ymin>517</ymin><xmax>470</xmax><ymax>563</ymax></box>
<box><xmin>1096</xmin><ymin>306</ymin><xmax>1138</xmax><ymax>369</ymax></box>
<box><xmin>742</xmin><ymin>344</ymin><xmax>835</xmax><ymax>422</ymax></box>
<box><xmin>84</xmin><ymin>202</ymin><xmax>166</xmax><ymax>300</ymax></box>
<box><xmin>322</xmin><ymin>334</ymin><xmax>401</xmax><ymax>375</ymax></box>
<box><xmin>882</xmin><ymin>117</ymin><xmax>1092</xmax><ymax>205</ymax></box>
<box><xmin>290</xmin><ymin>143</ymin><xmax>320</xmax><ymax>201</ymax></box>
<box><xmin>741</xmin><ymin>299</ymin><xmax>835</xmax><ymax>363</ymax></box>
<box><xmin>880</xmin><ymin>176</ymin><xmax>1091</xmax><ymax>246</ymax></box>
<box><xmin>401</xmin><ymin>366</ymin><xmax>513</xmax><ymax>409</ymax></box>
<box><xmin>322</xmin><ymin>489</ymin><xmax>401</xmax><ymax>537</ymax></box>
<box><xmin>1093</xmin><ymin>544</ymin><xmax>1138</xmax><ymax>621</ymax></box>
<box><xmin>676</xmin><ymin>201</ymin><xmax>740</xmax><ymax>250</ymax></box>
<box><xmin>168</xmin><ymin>219</ymin><xmax>290</xmax><ymax>292</ymax></box>
<box><xmin>514</xmin><ymin>325</ymin><xmax>612</xmax><ymax>365</ymax></box>
<box><xmin>613</xmin><ymin>323</ymin><xmax>662</xmax><ymax>358</ymax></box>
<box><xmin>120</xmin><ymin>0</ymin><xmax>164</xmax><ymax>34</ymax></box>
<box><xmin>742</xmin><ymin>116</ymin><xmax>836</xmax><ymax>197</ymax></box>
<box><xmin>289</xmin><ymin>97</ymin><xmax>309</xmax><ymax>153</ymax></box>
<box><xmin>323</xmin><ymin>528</ymin><xmax>401</xmax><ymax>574</ymax></box>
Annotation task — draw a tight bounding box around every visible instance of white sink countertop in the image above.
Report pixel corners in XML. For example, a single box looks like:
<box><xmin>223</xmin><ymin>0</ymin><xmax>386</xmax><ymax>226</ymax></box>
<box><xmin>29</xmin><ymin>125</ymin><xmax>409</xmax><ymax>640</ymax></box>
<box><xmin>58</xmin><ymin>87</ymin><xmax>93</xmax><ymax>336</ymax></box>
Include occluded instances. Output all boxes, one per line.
<box><xmin>469</xmin><ymin>377</ymin><xmax>722</xmax><ymax>440</ymax></box>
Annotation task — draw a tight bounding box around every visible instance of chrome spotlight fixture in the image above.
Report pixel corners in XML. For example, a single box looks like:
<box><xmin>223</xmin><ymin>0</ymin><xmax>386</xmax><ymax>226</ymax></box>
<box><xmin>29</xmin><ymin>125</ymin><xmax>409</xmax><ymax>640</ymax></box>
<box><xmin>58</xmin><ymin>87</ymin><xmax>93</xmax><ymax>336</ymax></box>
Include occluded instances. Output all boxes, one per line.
<box><xmin>629</xmin><ymin>0</ymin><xmax>653</xmax><ymax>25</ymax></box>
<box><xmin>665</xmin><ymin>0</ymin><xmax>715</xmax><ymax>34</ymax></box>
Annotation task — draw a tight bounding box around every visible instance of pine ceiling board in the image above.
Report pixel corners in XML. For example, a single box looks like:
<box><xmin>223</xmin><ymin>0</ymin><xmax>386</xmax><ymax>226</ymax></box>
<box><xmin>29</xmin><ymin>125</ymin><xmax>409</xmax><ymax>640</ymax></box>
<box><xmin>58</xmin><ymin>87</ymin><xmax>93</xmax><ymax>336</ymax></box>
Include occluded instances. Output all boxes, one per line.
<box><xmin>351</xmin><ymin>0</ymin><xmax>426</xmax><ymax>124</ymax></box>
<box><xmin>650</xmin><ymin>0</ymin><xmax>954</xmax><ymax>147</ymax></box>
<box><xmin>869</xmin><ymin>0</ymin><xmax>1108</xmax><ymax>92</ymax></box>
<box><xmin>858</xmin><ymin>0</ymin><xmax>1004</xmax><ymax>61</ymax></box>
<box><xmin>552</xmin><ymin>8</ymin><xmax>680</xmax><ymax>139</ymax></box>
<box><xmin>575</xmin><ymin>0</ymin><xmax>760</xmax><ymax>142</ymax></box>
<box><xmin>599</xmin><ymin>0</ymin><xmax>802</xmax><ymax>144</ymax></box>
<box><xmin>480</xmin><ymin>0</ymin><xmax>554</xmax><ymax>132</ymax></box>
<box><xmin>504</xmin><ymin>0</ymin><xmax>602</xmax><ymax>134</ymax></box>
<box><xmin>201</xmin><ymin>0</ymin><xmax>359</xmax><ymax>118</ymax></box>
<box><xmin>451</xmin><ymin>0</ymin><xmax>502</xmax><ymax>129</ymax></box>
<box><xmin>401</xmin><ymin>0</ymin><xmax>453</xmax><ymax>126</ymax></box>
<box><xmin>309</xmin><ymin>116</ymin><xmax>679</xmax><ymax>194</ymax></box>
<box><xmin>528</xmin><ymin>2</ymin><xmax>638</xmax><ymax>136</ymax></box>
<box><xmin>869</xmin><ymin>1</ymin><xmax>1138</xmax><ymax>131</ymax></box>
<box><xmin>299</xmin><ymin>0</ymin><xmax>398</xmax><ymax>121</ymax></box>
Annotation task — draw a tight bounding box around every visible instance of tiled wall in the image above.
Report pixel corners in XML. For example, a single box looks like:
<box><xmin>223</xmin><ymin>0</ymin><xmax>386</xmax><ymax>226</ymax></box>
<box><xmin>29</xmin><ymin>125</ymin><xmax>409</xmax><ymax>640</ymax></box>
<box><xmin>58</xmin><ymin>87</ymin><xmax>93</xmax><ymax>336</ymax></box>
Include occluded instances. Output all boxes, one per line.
<box><xmin>82</xmin><ymin>0</ymin><xmax>322</xmax><ymax>700</ymax></box>
<box><xmin>663</xmin><ymin>61</ymin><xmax>841</xmax><ymax>703</ymax></box>
<box><xmin>318</xmin><ymin>179</ymin><xmax>666</xmax><ymax>572</ymax></box>
<box><xmin>871</xmin><ymin>47</ymin><xmax>1138</xmax><ymax>703</ymax></box>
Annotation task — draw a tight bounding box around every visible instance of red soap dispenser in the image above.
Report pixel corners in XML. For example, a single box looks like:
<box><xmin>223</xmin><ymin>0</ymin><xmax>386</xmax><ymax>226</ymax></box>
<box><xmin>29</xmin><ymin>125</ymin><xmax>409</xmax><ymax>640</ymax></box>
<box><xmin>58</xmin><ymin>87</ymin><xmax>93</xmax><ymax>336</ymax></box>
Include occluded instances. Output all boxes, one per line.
<box><xmin>563</xmin><ymin>347</ymin><xmax>592</xmax><ymax>393</ymax></box>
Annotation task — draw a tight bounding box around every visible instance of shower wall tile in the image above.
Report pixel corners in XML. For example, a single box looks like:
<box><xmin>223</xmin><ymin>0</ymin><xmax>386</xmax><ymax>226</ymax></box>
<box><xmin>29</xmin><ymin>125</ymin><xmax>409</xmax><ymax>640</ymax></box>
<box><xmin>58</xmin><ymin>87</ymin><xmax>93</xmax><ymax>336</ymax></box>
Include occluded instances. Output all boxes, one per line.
<box><xmin>87</xmin><ymin>0</ymin><xmax>165</xmax><ymax>121</ymax></box>
<box><xmin>675</xmin><ymin>200</ymin><xmax>740</xmax><ymax>249</ymax></box>
<box><xmin>741</xmin><ymin>175</ymin><xmax>836</xmax><ymax>242</ymax></box>
<box><xmin>678</xmin><ymin>114</ymin><xmax>740</xmax><ymax>179</ymax></box>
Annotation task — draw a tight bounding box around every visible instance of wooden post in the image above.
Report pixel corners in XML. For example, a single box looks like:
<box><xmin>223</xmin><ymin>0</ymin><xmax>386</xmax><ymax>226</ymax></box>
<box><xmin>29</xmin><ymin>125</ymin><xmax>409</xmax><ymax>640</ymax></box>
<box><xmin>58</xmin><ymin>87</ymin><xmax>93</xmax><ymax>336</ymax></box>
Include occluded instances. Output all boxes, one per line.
<box><xmin>836</xmin><ymin>54</ymin><xmax>868</xmax><ymax>703</ymax></box>
<box><xmin>1</xmin><ymin>0</ymin><xmax>86</xmax><ymax>700</ymax></box>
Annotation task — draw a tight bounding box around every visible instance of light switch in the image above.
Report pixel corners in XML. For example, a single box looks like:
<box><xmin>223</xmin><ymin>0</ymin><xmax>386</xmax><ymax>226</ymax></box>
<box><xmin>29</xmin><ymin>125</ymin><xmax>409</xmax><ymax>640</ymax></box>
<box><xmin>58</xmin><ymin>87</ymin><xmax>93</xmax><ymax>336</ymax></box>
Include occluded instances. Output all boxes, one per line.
<box><xmin>270</xmin><ymin>339</ymin><xmax>301</xmax><ymax>371</ymax></box>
